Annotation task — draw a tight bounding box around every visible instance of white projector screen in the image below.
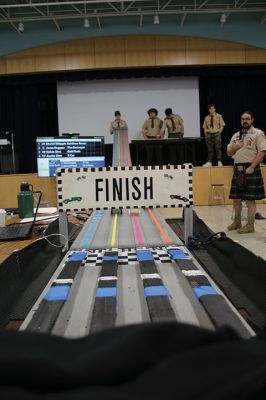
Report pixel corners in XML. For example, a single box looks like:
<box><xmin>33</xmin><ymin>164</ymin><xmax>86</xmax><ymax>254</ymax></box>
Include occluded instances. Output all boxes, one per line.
<box><xmin>57</xmin><ymin>77</ymin><xmax>200</xmax><ymax>144</ymax></box>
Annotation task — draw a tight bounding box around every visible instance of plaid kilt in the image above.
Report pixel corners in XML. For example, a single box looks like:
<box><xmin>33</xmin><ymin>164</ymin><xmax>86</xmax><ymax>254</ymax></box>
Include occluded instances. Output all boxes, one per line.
<box><xmin>229</xmin><ymin>164</ymin><xmax>265</xmax><ymax>200</ymax></box>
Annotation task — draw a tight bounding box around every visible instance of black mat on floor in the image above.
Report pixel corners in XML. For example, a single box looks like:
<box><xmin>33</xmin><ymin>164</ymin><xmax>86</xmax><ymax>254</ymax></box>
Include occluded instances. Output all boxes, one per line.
<box><xmin>0</xmin><ymin>322</ymin><xmax>266</xmax><ymax>399</ymax></box>
<box><xmin>0</xmin><ymin>219</ymin><xmax>81</xmax><ymax>328</ymax></box>
<box><xmin>167</xmin><ymin>214</ymin><xmax>266</xmax><ymax>331</ymax></box>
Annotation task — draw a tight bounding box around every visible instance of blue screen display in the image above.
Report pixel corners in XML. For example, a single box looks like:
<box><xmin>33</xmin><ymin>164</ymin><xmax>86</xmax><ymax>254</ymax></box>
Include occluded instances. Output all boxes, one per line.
<box><xmin>37</xmin><ymin>136</ymin><xmax>105</xmax><ymax>177</ymax></box>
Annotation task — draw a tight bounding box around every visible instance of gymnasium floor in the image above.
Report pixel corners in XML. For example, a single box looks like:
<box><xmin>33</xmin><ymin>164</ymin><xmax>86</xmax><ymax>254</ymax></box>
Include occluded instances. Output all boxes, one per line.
<box><xmin>195</xmin><ymin>204</ymin><xmax>266</xmax><ymax>261</ymax></box>
<box><xmin>159</xmin><ymin>205</ymin><xmax>266</xmax><ymax>261</ymax></box>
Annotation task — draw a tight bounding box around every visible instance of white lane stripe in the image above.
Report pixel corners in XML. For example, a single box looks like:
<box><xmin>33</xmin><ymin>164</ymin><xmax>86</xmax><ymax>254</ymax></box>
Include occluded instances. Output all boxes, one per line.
<box><xmin>182</xmin><ymin>270</ymin><xmax>205</xmax><ymax>277</ymax></box>
<box><xmin>98</xmin><ymin>276</ymin><xmax>118</xmax><ymax>281</ymax></box>
<box><xmin>141</xmin><ymin>273</ymin><xmax>161</xmax><ymax>280</ymax></box>
<box><xmin>54</xmin><ymin>279</ymin><xmax>74</xmax><ymax>284</ymax></box>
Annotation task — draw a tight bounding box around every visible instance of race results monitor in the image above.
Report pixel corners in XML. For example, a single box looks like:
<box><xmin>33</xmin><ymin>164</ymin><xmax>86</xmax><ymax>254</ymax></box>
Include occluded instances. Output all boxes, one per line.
<box><xmin>37</xmin><ymin>136</ymin><xmax>105</xmax><ymax>177</ymax></box>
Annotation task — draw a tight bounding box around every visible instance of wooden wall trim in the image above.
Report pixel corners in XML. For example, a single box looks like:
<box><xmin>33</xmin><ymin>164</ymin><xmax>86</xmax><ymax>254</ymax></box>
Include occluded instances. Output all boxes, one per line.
<box><xmin>1</xmin><ymin>35</ymin><xmax>266</xmax><ymax>75</ymax></box>
<box><xmin>0</xmin><ymin>166</ymin><xmax>265</xmax><ymax>208</ymax></box>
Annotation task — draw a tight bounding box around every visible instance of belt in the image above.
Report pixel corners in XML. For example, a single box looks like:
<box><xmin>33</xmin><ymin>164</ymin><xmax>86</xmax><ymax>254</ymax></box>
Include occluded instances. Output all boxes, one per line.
<box><xmin>234</xmin><ymin>163</ymin><xmax>251</xmax><ymax>172</ymax></box>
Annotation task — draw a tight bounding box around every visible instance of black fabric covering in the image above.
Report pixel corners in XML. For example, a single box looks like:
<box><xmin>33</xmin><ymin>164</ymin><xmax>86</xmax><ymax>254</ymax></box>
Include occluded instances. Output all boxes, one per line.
<box><xmin>167</xmin><ymin>215</ymin><xmax>266</xmax><ymax>331</ymax></box>
<box><xmin>0</xmin><ymin>220</ymin><xmax>81</xmax><ymax>327</ymax></box>
<box><xmin>1</xmin><ymin>322</ymin><xmax>266</xmax><ymax>399</ymax></box>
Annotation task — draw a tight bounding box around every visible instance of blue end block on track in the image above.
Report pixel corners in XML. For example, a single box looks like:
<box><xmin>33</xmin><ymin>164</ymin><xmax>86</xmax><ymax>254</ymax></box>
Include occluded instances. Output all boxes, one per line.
<box><xmin>103</xmin><ymin>255</ymin><xmax>118</xmax><ymax>261</ymax></box>
<box><xmin>144</xmin><ymin>285</ymin><xmax>170</xmax><ymax>297</ymax></box>
<box><xmin>96</xmin><ymin>287</ymin><xmax>117</xmax><ymax>297</ymax></box>
<box><xmin>68</xmin><ymin>252</ymin><xmax>87</xmax><ymax>262</ymax></box>
<box><xmin>137</xmin><ymin>250</ymin><xmax>154</xmax><ymax>262</ymax></box>
<box><xmin>193</xmin><ymin>286</ymin><xmax>218</xmax><ymax>299</ymax></box>
<box><xmin>168</xmin><ymin>248</ymin><xmax>191</xmax><ymax>260</ymax></box>
<box><xmin>44</xmin><ymin>285</ymin><xmax>71</xmax><ymax>301</ymax></box>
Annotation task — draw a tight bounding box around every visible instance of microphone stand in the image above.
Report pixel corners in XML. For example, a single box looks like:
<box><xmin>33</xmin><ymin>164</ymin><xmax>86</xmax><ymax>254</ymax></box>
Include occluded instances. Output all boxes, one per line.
<box><xmin>5</xmin><ymin>130</ymin><xmax>15</xmax><ymax>174</ymax></box>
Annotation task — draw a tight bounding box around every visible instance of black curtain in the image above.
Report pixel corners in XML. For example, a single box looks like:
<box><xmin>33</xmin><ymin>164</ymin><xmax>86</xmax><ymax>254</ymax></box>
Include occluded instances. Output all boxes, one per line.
<box><xmin>199</xmin><ymin>75</ymin><xmax>266</xmax><ymax>165</ymax></box>
<box><xmin>1</xmin><ymin>65</ymin><xmax>266</xmax><ymax>172</ymax></box>
<box><xmin>0</xmin><ymin>83</ymin><xmax>58</xmax><ymax>173</ymax></box>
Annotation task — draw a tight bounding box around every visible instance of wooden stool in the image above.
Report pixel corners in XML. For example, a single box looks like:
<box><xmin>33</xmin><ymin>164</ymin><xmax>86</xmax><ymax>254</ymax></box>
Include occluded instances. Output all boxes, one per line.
<box><xmin>210</xmin><ymin>184</ymin><xmax>225</xmax><ymax>206</ymax></box>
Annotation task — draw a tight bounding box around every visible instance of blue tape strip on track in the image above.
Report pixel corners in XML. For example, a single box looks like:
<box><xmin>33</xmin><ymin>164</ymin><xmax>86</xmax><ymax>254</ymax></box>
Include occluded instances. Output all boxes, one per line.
<box><xmin>137</xmin><ymin>250</ymin><xmax>154</xmax><ymax>262</ymax></box>
<box><xmin>144</xmin><ymin>285</ymin><xmax>170</xmax><ymax>297</ymax></box>
<box><xmin>102</xmin><ymin>255</ymin><xmax>119</xmax><ymax>261</ymax></box>
<box><xmin>168</xmin><ymin>248</ymin><xmax>191</xmax><ymax>260</ymax></box>
<box><xmin>192</xmin><ymin>286</ymin><xmax>218</xmax><ymax>299</ymax></box>
<box><xmin>44</xmin><ymin>285</ymin><xmax>71</xmax><ymax>301</ymax></box>
<box><xmin>68</xmin><ymin>252</ymin><xmax>87</xmax><ymax>262</ymax></box>
<box><xmin>82</xmin><ymin>211</ymin><xmax>103</xmax><ymax>249</ymax></box>
<box><xmin>96</xmin><ymin>287</ymin><xmax>117</xmax><ymax>298</ymax></box>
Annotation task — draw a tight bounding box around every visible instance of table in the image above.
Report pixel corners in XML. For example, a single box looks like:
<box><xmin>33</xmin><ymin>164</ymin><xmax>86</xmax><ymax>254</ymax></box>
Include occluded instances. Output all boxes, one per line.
<box><xmin>131</xmin><ymin>137</ymin><xmax>204</xmax><ymax>166</ymax></box>
<box><xmin>0</xmin><ymin>213</ymin><xmax>87</xmax><ymax>264</ymax></box>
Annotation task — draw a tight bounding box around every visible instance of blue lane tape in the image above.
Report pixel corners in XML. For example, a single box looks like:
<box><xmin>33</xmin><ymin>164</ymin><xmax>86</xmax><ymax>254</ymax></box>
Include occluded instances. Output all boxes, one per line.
<box><xmin>144</xmin><ymin>285</ymin><xmax>169</xmax><ymax>297</ymax></box>
<box><xmin>44</xmin><ymin>285</ymin><xmax>70</xmax><ymax>301</ymax></box>
<box><xmin>103</xmin><ymin>255</ymin><xmax>118</xmax><ymax>261</ymax></box>
<box><xmin>68</xmin><ymin>252</ymin><xmax>87</xmax><ymax>262</ymax></box>
<box><xmin>137</xmin><ymin>250</ymin><xmax>154</xmax><ymax>262</ymax></box>
<box><xmin>82</xmin><ymin>211</ymin><xmax>103</xmax><ymax>248</ymax></box>
<box><xmin>168</xmin><ymin>248</ymin><xmax>190</xmax><ymax>260</ymax></box>
<box><xmin>96</xmin><ymin>287</ymin><xmax>117</xmax><ymax>298</ymax></box>
<box><xmin>192</xmin><ymin>286</ymin><xmax>218</xmax><ymax>299</ymax></box>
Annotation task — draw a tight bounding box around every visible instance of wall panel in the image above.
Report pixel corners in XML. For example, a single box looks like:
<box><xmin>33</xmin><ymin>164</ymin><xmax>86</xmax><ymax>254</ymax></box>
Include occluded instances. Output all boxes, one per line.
<box><xmin>245</xmin><ymin>45</ymin><xmax>266</xmax><ymax>64</ymax></box>
<box><xmin>95</xmin><ymin>36</ymin><xmax>125</xmax><ymax>68</ymax></box>
<box><xmin>2</xmin><ymin>36</ymin><xmax>266</xmax><ymax>75</ymax></box>
<box><xmin>215</xmin><ymin>41</ymin><xmax>245</xmax><ymax>64</ymax></box>
<box><xmin>35</xmin><ymin>43</ymin><xmax>65</xmax><ymax>72</ymax></box>
<box><xmin>0</xmin><ymin>57</ymin><xmax>7</xmax><ymax>75</ymax></box>
<box><xmin>0</xmin><ymin>167</ymin><xmax>265</xmax><ymax>208</ymax></box>
<box><xmin>185</xmin><ymin>37</ymin><xmax>216</xmax><ymax>65</ymax></box>
<box><xmin>155</xmin><ymin>36</ymin><xmax>186</xmax><ymax>65</ymax></box>
<box><xmin>125</xmin><ymin>36</ymin><xmax>156</xmax><ymax>66</ymax></box>
<box><xmin>6</xmin><ymin>48</ymin><xmax>36</xmax><ymax>74</ymax></box>
<box><xmin>65</xmin><ymin>38</ymin><xmax>95</xmax><ymax>70</ymax></box>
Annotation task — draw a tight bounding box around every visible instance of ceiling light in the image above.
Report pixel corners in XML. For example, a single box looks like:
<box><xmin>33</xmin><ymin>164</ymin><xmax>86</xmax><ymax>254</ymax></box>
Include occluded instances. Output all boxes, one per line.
<box><xmin>220</xmin><ymin>13</ymin><xmax>227</xmax><ymax>24</ymax></box>
<box><xmin>84</xmin><ymin>18</ymin><xmax>90</xmax><ymax>28</ymax></box>
<box><xmin>18</xmin><ymin>21</ymin><xmax>24</xmax><ymax>32</ymax></box>
<box><xmin>153</xmin><ymin>15</ymin><xmax>160</xmax><ymax>25</ymax></box>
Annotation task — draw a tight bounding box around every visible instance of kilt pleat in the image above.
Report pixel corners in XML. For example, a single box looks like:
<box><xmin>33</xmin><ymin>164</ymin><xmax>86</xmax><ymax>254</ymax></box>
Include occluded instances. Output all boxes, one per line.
<box><xmin>229</xmin><ymin>165</ymin><xmax>265</xmax><ymax>200</ymax></box>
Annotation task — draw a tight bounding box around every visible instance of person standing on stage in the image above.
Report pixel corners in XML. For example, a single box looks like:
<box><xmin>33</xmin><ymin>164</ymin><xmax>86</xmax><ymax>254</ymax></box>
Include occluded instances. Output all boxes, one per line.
<box><xmin>160</xmin><ymin>108</ymin><xmax>184</xmax><ymax>164</ymax></box>
<box><xmin>110</xmin><ymin>111</ymin><xmax>128</xmax><ymax>134</ymax></box>
<box><xmin>202</xmin><ymin>104</ymin><xmax>225</xmax><ymax>167</ymax></box>
<box><xmin>142</xmin><ymin>108</ymin><xmax>163</xmax><ymax>165</ymax></box>
<box><xmin>227</xmin><ymin>111</ymin><xmax>266</xmax><ymax>234</ymax></box>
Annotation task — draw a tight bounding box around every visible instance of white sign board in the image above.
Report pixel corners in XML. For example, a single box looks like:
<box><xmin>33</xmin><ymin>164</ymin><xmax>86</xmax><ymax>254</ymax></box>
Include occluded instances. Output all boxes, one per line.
<box><xmin>57</xmin><ymin>165</ymin><xmax>193</xmax><ymax>211</ymax></box>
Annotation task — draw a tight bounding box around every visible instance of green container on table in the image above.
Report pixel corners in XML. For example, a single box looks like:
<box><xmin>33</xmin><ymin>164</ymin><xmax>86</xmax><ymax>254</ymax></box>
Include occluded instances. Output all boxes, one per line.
<box><xmin>17</xmin><ymin>182</ymin><xmax>34</xmax><ymax>218</ymax></box>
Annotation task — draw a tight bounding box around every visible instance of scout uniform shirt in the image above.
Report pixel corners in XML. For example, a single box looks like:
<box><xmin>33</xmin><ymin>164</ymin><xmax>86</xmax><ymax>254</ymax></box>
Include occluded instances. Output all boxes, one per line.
<box><xmin>110</xmin><ymin>119</ymin><xmax>128</xmax><ymax>133</ymax></box>
<box><xmin>142</xmin><ymin>117</ymin><xmax>163</xmax><ymax>138</ymax></box>
<box><xmin>162</xmin><ymin>114</ymin><xmax>184</xmax><ymax>134</ymax></box>
<box><xmin>227</xmin><ymin>126</ymin><xmax>266</xmax><ymax>164</ymax></box>
<box><xmin>203</xmin><ymin>113</ymin><xmax>225</xmax><ymax>134</ymax></box>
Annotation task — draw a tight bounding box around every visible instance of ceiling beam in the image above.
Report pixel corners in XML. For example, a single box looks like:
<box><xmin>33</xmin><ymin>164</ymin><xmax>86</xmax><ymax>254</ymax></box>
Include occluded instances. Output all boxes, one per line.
<box><xmin>124</xmin><ymin>1</ymin><xmax>135</xmax><ymax>12</ymax></box>
<box><xmin>108</xmin><ymin>2</ymin><xmax>120</xmax><ymax>13</ymax></box>
<box><xmin>52</xmin><ymin>16</ymin><xmax>61</xmax><ymax>30</ymax></box>
<box><xmin>198</xmin><ymin>0</ymin><xmax>208</xmax><ymax>10</ymax></box>
<box><xmin>180</xmin><ymin>12</ymin><xmax>187</xmax><ymax>26</ymax></box>
<box><xmin>97</xmin><ymin>15</ymin><xmax>101</xmax><ymax>28</ymax></box>
<box><xmin>161</xmin><ymin>0</ymin><xmax>172</xmax><ymax>11</ymax></box>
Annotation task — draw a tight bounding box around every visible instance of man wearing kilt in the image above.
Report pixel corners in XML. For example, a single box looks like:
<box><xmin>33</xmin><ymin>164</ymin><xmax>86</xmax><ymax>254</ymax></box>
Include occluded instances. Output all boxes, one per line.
<box><xmin>227</xmin><ymin>111</ymin><xmax>266</xmax><ymax>233</ymax></box>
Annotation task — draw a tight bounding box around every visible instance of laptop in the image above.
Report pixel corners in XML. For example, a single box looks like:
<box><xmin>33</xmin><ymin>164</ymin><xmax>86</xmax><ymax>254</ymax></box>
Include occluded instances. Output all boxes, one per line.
<box><xmin>0</xmin><ymin>191</ymin><xmax>43</xmax><ymax>241</ymax></box>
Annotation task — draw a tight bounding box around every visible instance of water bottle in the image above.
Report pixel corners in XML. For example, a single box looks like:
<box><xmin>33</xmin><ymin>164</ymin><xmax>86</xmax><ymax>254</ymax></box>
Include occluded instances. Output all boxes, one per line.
<box><xmin>17</xmin><ymin>182</ymin><xmax>34</xmax><ymax>218</ymax></box>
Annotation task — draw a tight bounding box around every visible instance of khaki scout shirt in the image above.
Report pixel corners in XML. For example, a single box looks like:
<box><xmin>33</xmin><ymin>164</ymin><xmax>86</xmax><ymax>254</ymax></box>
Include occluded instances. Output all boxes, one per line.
<box><xmin>110</xmin><ymin>119</ymin><xmax>128</xmax><ymax>133</ymax></box>
<box><xmin>227</xmin><ymin>126</ymin><xmax>266</xmax><ymax>164</ymax></box>
<box><xmin>162</xmin><ymin>114</ymin><xmax>184</xmax><ymax>134</ymax></box>
<box><xmin>203</xmin><ymin>113</ymin><xmax>225</xmax><ymax>134</ymax></box>
<box><xmin>142</xmin><ymin>117</ymin><xmax>163</xmax><ymax>137</ymax></box>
